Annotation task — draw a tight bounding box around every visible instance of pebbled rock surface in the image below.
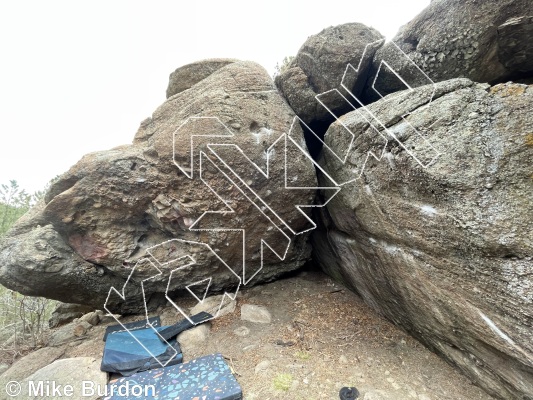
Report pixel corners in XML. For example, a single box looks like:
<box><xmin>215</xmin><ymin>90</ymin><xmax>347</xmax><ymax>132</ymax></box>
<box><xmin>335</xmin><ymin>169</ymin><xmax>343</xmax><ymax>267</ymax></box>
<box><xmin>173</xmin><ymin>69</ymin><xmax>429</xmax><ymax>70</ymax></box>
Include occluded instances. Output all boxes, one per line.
<box><xmin>365</xmin><ymin>0</ymin><xmax>533</xmax><ymax>102</ymax></box>
<box><xmin>314</xmin><ymin>79</ymin><xmax>533</xmax><ymax>400</ymax></box>
<box><xmin>275</xmin><ymin>23</ymin><xmax>384</xmax><ymax>128</ymax></box>
<box><xmin>0</xmin><ymin>61</ymin><xmax>316</xmax><ymax>314</ymax></box>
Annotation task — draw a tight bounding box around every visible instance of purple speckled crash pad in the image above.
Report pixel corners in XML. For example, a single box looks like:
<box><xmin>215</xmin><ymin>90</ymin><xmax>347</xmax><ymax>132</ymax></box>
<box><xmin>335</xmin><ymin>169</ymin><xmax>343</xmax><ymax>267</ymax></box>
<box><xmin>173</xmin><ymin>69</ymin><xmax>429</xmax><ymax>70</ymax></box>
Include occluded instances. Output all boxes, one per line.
<box><xmin>105</xmin><ymin>353</ymin><xmax>242</xmax><ymax>400</ymax></box>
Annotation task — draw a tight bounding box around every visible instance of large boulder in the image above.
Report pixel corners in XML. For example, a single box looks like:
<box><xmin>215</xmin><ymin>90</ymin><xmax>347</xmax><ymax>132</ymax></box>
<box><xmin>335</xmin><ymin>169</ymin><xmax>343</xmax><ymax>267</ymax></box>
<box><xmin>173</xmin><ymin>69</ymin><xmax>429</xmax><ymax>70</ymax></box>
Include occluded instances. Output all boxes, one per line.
<box><xmin>365</xmin><ymin>0</ymin><xmax>533</xmax><ymax>103</ymax></box>
<box><xmin>314</xmin><ymin>79</ymin><xmax>533</xmax><ymax>399</ymax></box>
<box><xmin>0</xmin><ymin>60</ymin><xmax>317</xmax><ymax>314</ymax></box>
<box><xmin>275</xmin><ymin>23</ymin><xmax>384</xmax><ymax>130</ymax></box>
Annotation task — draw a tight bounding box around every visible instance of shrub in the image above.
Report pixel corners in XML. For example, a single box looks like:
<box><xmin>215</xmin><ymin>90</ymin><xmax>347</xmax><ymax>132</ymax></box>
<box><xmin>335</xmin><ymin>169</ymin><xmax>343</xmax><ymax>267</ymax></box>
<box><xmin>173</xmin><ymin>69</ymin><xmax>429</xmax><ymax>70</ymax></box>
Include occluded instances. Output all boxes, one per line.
<box><xmin>0</xmin><ymin>287</ymin><xmax>57</xmax><ymax>362</ymax></box>
<box><xmin>273</xmin><ymin>56</ymin><xmax>295</xmax><ymax>78</ymax></box>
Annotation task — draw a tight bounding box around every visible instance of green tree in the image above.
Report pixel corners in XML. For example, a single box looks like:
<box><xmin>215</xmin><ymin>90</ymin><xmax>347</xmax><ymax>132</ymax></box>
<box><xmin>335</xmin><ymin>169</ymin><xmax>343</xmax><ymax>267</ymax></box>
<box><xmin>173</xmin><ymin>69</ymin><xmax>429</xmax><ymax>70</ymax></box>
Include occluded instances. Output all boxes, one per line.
<box><xmin>0</xmin><ymin>180</ymin><xmax>31</xmax><ymax>237</ymax></box>
<box><xmin>0</xmin><ymin>179</ymin><xmax>59</xmax><ymax>357</ymax></box>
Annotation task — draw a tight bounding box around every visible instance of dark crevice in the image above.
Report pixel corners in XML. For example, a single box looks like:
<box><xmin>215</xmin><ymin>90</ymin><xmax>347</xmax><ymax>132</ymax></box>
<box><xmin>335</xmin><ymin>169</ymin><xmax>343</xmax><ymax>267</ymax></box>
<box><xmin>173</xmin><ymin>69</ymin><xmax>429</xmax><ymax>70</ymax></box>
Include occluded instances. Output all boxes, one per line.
<box><xmin>490</xmin><ymin>70</ymin><xmax>533</xmax><ymax>86</ymax></box>
<box><xmin>403</xmin><ymin>36</ymin><xmax>420</xmax><ymax>52</ymax></box>
<box><xmin>301</xmin><ymin>117</ymin><xmax>336</xmax><ymax>161</ymax></box>
<box><xmin>127</xmin><ymin>233</ymin><xmax>148</xmax><ymax>261</ymax></box>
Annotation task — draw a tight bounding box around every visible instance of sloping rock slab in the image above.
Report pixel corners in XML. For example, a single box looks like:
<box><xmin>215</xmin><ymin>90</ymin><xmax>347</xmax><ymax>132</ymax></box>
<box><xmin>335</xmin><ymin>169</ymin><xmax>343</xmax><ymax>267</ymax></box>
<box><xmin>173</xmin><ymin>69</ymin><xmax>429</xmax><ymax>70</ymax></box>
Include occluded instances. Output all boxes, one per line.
<box><xmin>20</xmin><ymin>357</ymin><xmax>106</xmax><ymax>400</ymax></box>
<box><xmin>0</xmin><ymin>346</ymin><xmax>65</xmax><ymax>383</ymax></box>
<box><xmin>315</xmin><ymin>79</ymin><xmax>533</xmax><ymax>399</ymax></box>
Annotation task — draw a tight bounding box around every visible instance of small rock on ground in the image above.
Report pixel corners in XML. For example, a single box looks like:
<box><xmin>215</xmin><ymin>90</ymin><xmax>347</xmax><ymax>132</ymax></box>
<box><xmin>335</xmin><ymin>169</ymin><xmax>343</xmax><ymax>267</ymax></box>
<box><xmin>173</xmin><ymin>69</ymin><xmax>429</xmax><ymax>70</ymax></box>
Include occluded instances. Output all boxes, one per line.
<box><xmin>233</xmin><ymin>326</ymin><xmax>250</xmax><ymax>337</ymax></box>
<box><xmin>190</xmin><ymin>294</ymin><xmax>236</xmax><ymax>318</ymax></box>
<box><xmin>79</xmin><ymin>311</ymin><xmax>100</xmax><ymax>326</ymax></box>
<box><xmin>254</xmin><ymin>360</ymin><xmax>271</xmax><ymax>374</ymax></box>
<box><xmin>48</xmin><ymin>303</ymin><xmax>94</xmax><ymax>328</ymax></box>
<box><xmin>241</xmin><ymin>304</ymin><xmax>272</xmax><ymax>324</ymax></box>
<box><xmin>177</xmin><ymin>323</ymin><xmax>211</xmax><ymax>351</ymax></box>
<box><xmin>48</xmin><ymin>320</ymin><xmax>94</xmax><ymax>346</ymax></box>
<box><xmin>73</xmin><ymin>321</ymin><xmax>93</xmax><ymax>337</ymax></box>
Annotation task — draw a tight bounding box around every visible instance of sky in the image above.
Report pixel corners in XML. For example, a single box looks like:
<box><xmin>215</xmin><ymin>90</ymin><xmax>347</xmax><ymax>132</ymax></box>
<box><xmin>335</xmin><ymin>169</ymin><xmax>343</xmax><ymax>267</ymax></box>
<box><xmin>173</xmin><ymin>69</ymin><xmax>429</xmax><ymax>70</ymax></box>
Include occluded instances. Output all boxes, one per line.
<box><xmin>0</xmin><ymin>0</ymin><xmax>430</xmax><ymax>194</ymax></box>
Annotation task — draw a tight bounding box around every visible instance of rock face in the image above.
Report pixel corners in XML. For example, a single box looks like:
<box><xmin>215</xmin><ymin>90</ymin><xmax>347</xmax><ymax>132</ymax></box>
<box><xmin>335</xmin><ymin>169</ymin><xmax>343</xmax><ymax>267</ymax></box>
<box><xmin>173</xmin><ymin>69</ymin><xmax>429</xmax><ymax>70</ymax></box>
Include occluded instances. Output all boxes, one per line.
<box><xmin>0</xmin><ymin>60</ymin><xmax>317</xmax><ymax>314</ymax></box>
<box><xmin>166</xmin><ymin>58</ymin><xmax>238</xmax><ymax>98</ymax></box>
<box><xmin>365</xmin><ymin>0</ymin><xmax>533</xmax><ymax>102</ymax></box>
<box><xmin>275</xmin><ymin>23</ymin><xmax>384</xmax><ymax>129</ymax></box>
<box><xmin>0</xmin><ymin>347</ymin><xmax>65</xmax><ymax>383</ymax></box>
<box><xmin>240</xmin><ymin>304</ymin><xmax>272</xmax><ymax>324</ymax></box>
<box><xmin>48</xmin><ymin>303</ymin><xmax>95</xmax><ymax>328</ymax></box>
<box><xmin>47</xmin><ymin>321</ymin><xmax>92</xmax><ymax>347</ymax></box>
<box><xmin>497</xmin><ymin>15</ymin><xmax>533</xmax><ymax>78</ymax></box>
<box><xmin>21</xmin><ymin>357</ymin><xmax>106</xmax><ymax>400</ymax></box>
<box><xmin>314</xmin><ymin>79</ymin><xmax>533</xmax><ymax>399</ymax></box>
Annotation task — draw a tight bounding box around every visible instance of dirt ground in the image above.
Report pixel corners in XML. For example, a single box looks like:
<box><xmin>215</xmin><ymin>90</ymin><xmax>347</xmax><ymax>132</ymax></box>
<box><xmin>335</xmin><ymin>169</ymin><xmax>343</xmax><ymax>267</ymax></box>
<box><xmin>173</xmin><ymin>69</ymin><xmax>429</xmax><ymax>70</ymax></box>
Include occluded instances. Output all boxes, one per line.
<box><xmin>59</xmin><ymin>269</ymin><xmax>494</xmax><ymax>400</ymax></box>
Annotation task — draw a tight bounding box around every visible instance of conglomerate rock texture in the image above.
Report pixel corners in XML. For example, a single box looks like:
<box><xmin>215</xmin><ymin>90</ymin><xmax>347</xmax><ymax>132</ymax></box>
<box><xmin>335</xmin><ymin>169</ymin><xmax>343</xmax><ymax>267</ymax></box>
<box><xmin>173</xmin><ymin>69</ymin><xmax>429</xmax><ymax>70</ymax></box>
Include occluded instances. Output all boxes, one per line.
<box><xmin>364</xmin><ymin>0</ymin><xmax>533</xmax><ymax>102</ymax></box>
<box><xmin>0</xmin><ymin>60</ymin><xmax>317</xmax><ymax>314</ymax></box>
